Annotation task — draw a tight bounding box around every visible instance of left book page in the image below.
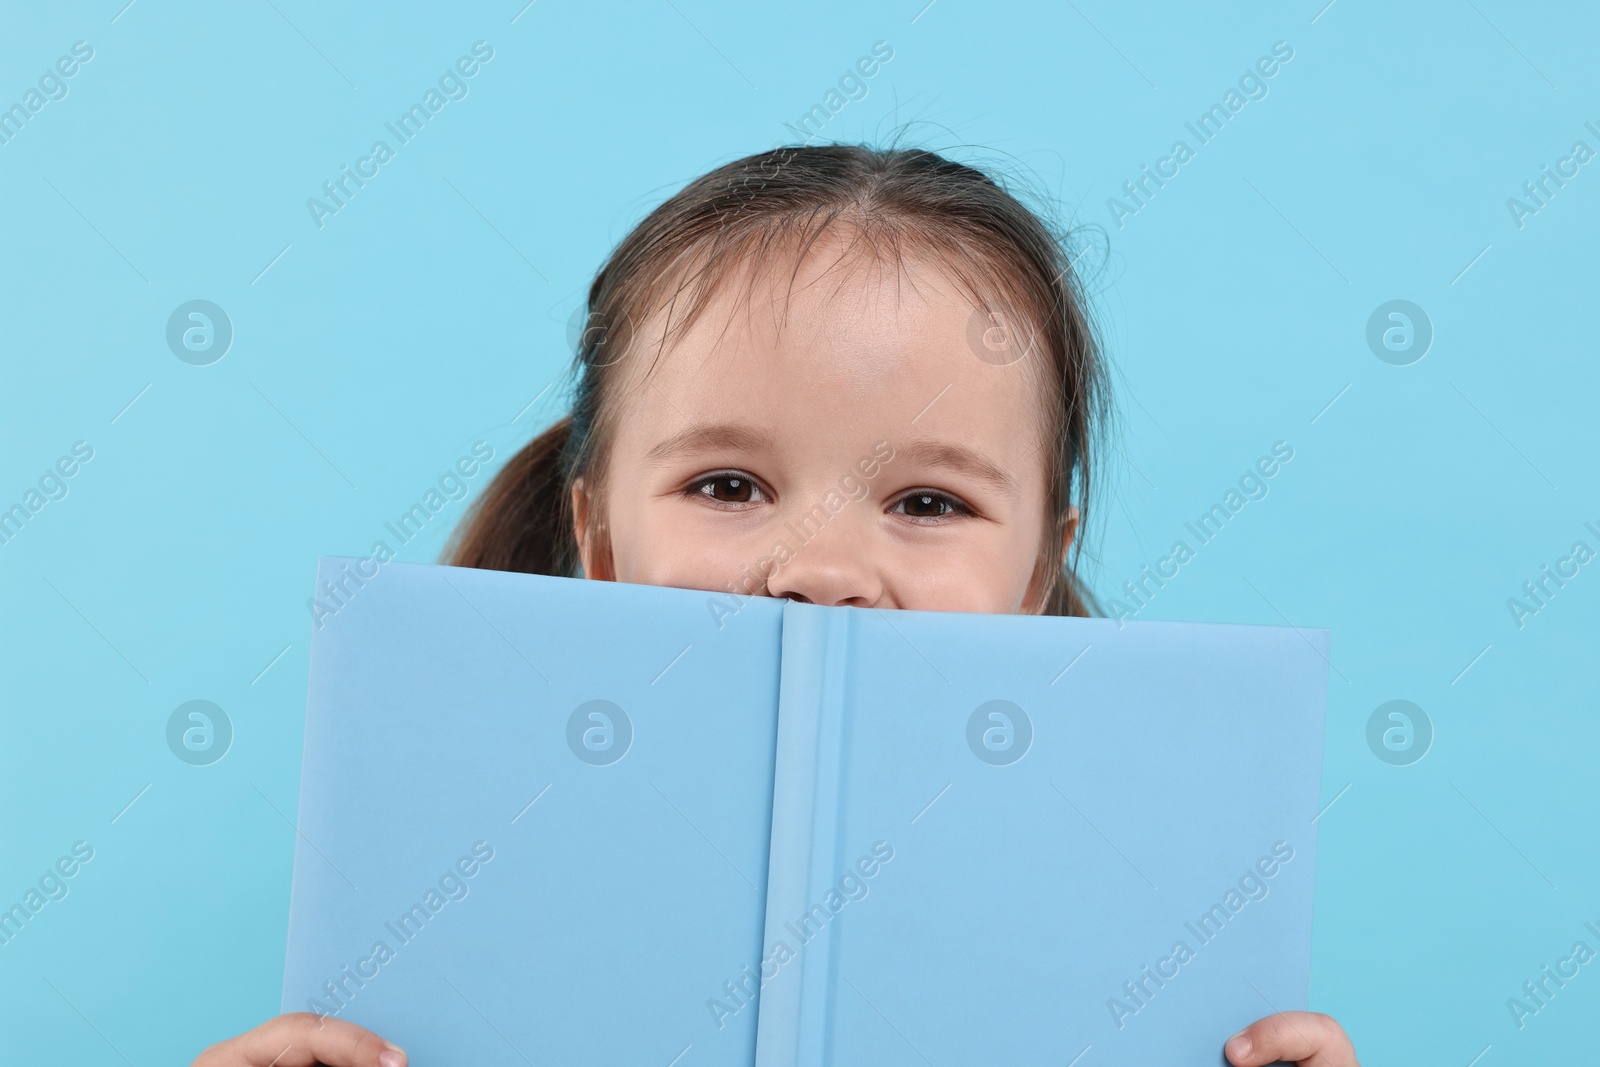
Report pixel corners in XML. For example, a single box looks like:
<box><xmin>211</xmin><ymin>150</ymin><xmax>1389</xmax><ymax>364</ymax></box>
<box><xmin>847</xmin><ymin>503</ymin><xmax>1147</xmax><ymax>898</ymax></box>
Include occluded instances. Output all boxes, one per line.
<box><xmin>282</xmin><ymin>558</ymin><xmax>785</xmax><ymax>1065</ymax></box>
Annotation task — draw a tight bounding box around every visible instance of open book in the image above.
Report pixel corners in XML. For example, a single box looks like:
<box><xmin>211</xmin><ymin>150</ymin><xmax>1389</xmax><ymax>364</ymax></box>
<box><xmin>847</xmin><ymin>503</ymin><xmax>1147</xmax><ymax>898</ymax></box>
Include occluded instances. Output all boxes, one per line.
<box><xmin>283</xmin><ymin>557</ymin><xmax>1329</xmax><ymax>1066</ymax></box>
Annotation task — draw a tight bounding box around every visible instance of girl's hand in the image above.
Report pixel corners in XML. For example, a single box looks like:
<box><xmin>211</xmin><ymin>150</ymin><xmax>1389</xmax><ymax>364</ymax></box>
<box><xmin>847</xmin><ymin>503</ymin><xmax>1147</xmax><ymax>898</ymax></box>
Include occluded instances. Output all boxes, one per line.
<box><xmin>1226</xmin><ymin>1012</ymin><xmax>1358</xmax><ymax>1067</ymax></box>
<box><xmin>195</xmin><ymin>1008</ymin><xmax>1356</xmax><ymax>1066</ymax></box>
<box><xmin>191</xmin><ymin>1013</ymin><xmax>406</xmax><ymax>1067</ymax></box>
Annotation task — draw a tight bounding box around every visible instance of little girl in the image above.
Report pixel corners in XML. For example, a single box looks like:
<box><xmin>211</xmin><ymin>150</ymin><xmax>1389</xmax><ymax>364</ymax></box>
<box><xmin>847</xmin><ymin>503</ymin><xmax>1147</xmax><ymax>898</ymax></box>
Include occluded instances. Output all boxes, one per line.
<box><xmin>194</xmin><ymin>144</ymin><xmax>1358</xmax><ymax>1067</ymax></box>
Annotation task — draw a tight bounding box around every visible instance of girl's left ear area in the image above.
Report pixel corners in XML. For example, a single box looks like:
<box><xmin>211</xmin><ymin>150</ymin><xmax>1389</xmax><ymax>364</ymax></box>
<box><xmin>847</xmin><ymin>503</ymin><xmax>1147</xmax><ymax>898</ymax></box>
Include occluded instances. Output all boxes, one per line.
<box><xmin>570</xmin><ymin>477</ymin><xmax>599</xmax><ymax>580</ymax></box>
<box><xmin>1023</xmin><ymin>507</ymin><xmax>1080</xmax><ymax>615</ymax></box>
<box><xmin>570</xmin><ymin>477</ymin><xmax>586</xmax><ymax>546</ymax></box>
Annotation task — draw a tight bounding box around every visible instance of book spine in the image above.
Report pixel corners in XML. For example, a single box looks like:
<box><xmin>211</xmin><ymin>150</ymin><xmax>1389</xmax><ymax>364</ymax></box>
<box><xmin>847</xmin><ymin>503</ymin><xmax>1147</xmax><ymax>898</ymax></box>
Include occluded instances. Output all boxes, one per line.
<box><xmin>754</xmin><ymin>602</ymin><xmax>853</xmax><ymax>1067</ymax></box>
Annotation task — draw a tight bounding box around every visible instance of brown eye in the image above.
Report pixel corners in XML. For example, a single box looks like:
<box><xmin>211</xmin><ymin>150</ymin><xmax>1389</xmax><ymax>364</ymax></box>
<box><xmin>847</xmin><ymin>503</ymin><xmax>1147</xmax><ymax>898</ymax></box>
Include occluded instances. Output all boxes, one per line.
<box><xmin>893</xmin><ymin>490</ymin><xmax>969</xmax><ymax>520</ymax></box>
<box><xmin>689</xmin><ymin>472</ymin><xmax>767</xmax><ymax>506</ymax></box>
<box><xmin>709</xmin><ymin>476</ymin><xmax>753</xmax><ymax>502</ymax></box>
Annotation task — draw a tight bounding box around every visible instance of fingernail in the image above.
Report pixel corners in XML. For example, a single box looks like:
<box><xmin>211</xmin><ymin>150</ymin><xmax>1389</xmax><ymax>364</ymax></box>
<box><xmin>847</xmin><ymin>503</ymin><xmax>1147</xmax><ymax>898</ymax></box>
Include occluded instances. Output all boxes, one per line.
<box><xmin>1226</xmin><ymin>1031</ymin><xmax>1251</xmax><ymax>1061</ymax></box>
<box><xmin>379</xmin><ymin>1049</ymin><xmax>405</xmax><ymax>1067</ymax></box>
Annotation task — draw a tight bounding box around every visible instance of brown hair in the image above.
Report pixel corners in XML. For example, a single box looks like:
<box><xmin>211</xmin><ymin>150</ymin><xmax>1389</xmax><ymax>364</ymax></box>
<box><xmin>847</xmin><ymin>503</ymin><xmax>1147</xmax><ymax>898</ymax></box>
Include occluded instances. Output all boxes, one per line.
<box><xmin>444</xmin><ymin>142</ymin><xmax>1110</xmax><ymax>616</ymax></box>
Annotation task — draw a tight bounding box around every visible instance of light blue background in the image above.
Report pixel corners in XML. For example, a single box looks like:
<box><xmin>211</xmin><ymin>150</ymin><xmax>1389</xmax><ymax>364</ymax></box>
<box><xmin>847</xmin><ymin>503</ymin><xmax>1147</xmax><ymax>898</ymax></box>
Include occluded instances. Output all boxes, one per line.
<box><xmin>1</xmin><ymin>0</ymin><xmax>1595</xmax><ymax>1063</ymax></box>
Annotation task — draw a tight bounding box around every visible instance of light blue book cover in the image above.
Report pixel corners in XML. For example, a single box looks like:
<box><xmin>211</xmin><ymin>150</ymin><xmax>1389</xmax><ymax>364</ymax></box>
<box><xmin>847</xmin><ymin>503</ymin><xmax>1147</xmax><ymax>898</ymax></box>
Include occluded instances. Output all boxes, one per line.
<box><xmin>285</xmin><ymin>560</ymin><xmax>1328</xmax><ymax>1065</ymax></box>
<box><xmin>753</xmin><ymin>604</ymin><xmax>1329</xmax><ymax>1067</ymax></box>
<box><xmin>282</xmin><ymin>558</ymin><xmax>786</xmax><ymax>1064</ymax></box>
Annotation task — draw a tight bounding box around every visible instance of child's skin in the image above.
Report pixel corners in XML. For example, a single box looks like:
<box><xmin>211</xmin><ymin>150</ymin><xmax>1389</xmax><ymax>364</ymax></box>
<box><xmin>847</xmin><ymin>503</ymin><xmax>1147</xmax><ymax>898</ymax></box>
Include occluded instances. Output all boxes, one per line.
<box><xmin>194</xmin><ymin>239</ymin><xmax>1357</xmax><ymax>1067</ymax></box>
<box><xmin>570</xmin><ymin>246</ymin><xmax>1066</xmax><ymax>613</ymax></box>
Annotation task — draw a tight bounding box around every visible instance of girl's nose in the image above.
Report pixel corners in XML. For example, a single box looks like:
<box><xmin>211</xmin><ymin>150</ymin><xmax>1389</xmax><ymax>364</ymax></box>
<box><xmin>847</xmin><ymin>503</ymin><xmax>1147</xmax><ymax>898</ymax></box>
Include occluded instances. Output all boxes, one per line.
<box><xmin>763</xmin><ymin>520</ymin><xmax>883</xmax><ymax>608</ymax></box>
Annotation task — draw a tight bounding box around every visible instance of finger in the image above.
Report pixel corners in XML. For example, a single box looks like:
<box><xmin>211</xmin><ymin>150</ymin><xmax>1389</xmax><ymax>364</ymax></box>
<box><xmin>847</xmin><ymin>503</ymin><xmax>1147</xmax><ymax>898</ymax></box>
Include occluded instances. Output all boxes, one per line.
<box><xmin>1225</xmin><ymin>1011</ymin><xmax>1357</xmax><ymax>1067</ymax></box>
<box><xmin>195</xmin><ymin>1013</ymin><xmax>405</xmax><ymax>1067</ymax></box>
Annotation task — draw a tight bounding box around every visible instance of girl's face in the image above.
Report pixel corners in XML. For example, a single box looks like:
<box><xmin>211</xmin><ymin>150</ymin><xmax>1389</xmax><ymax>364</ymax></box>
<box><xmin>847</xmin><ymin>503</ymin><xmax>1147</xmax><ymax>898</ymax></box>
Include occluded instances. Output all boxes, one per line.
<box><xmin>572</xmin><ymin>245</ymin><xmax>1074</xmax><ymax>614</ymax></box>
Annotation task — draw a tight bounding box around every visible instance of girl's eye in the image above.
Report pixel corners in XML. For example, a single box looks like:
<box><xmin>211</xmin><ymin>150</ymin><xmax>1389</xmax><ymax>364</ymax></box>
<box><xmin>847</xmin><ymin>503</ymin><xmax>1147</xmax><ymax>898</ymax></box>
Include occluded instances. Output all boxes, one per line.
<box><xmin>688</xmin><ymin>472</ymin><xmax>768</xmax><ymax>506</ymax></box>
<box><xmin>892</xmin><ymin>490</ymin><xmax>971</xmax><ymax>522</ymax></box>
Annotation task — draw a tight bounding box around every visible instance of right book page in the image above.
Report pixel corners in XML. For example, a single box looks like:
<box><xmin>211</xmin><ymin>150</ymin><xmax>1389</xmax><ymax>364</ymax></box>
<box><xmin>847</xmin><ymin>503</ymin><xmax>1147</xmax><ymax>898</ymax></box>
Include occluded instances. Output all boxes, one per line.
<box><xmin>756</xmin><ymin>604</ymin><xmax>1331</xmax><ymax>1067</ymax></box>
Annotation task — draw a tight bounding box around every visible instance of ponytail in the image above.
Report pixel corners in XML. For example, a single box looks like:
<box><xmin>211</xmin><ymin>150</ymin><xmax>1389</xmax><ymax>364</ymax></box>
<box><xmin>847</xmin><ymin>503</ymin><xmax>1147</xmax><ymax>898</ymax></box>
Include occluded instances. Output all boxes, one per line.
<box><xmin>443</xmin><ymin>416</ymin><xmax>577</xmax><ymax>577</ymax></box>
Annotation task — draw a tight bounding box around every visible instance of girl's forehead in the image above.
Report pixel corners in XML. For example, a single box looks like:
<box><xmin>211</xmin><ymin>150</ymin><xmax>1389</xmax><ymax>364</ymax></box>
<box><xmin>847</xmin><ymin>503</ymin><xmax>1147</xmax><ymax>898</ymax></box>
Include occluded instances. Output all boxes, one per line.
<box><xmin>608</xmin><ymin>248</ymin><xmax>1051</xmax><ymax>463</ymax></box>
<box><xmin>628</xmin><ymin>241</ymin><xmax>1033</xmax><ymax>383</ymax></box>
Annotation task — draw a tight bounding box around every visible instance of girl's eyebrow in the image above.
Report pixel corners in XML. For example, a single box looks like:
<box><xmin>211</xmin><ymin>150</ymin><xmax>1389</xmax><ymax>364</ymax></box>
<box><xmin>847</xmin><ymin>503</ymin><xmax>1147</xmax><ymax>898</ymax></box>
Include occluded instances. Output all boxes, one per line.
<box><xmin>644</xmin><ymin>422</ymin><xmax>775</xmax><ymax>465</ymax></box>
<box><xmin>645</xmin><ymin>424</ymin><xmax>1018</xmax><ymax>499</ymax></box>
<box><xmin>895</xmin><ymin>440</ymin><xmax>1019</xmax><ymax>499</ymax></box>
